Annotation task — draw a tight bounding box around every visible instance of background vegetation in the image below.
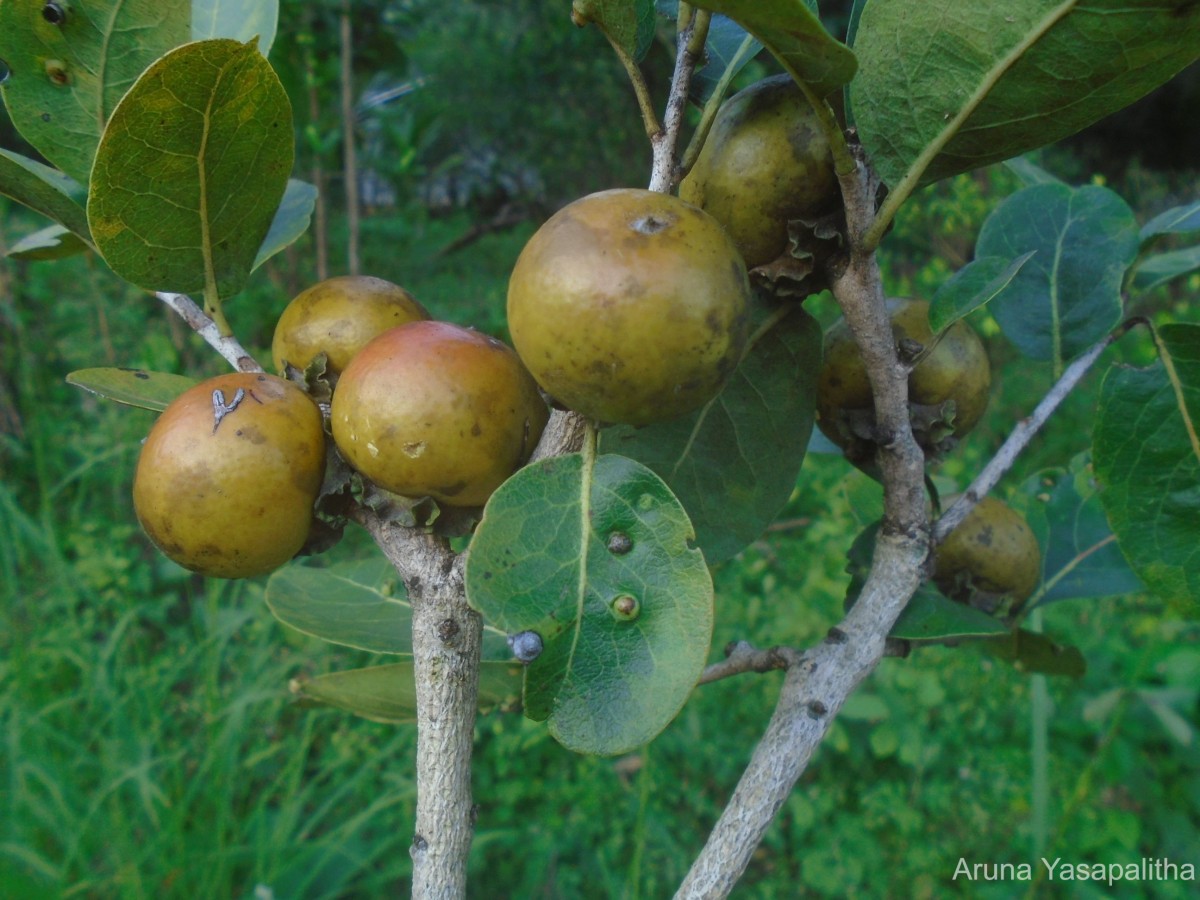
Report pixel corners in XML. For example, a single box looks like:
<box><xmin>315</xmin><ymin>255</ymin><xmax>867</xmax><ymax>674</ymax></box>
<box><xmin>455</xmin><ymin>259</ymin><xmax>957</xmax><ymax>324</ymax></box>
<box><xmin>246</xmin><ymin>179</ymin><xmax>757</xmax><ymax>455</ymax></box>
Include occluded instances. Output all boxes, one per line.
<box><xmin>2</xmin><ymin>2</ymin><xmax>1198</xmax><ymax>897</ymax></box>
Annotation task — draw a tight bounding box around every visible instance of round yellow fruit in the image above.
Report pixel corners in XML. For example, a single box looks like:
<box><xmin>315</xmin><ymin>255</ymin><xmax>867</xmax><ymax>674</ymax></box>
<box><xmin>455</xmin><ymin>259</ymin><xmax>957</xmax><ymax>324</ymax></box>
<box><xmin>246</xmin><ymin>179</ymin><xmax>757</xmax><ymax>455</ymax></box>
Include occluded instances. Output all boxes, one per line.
<box><xmin>816</xmin><ymin>298</ymin><xmax>991</xmax><ymax>455</ymax></box>
<box><xmin>271</xmin><ymin>275</ymin><xmax>430</xmax><ymax>376</ymax></box>
<box><xmin>679</xmin><ymin>73</ymin><xmax>839</xmax><ymax>269</ymax></box>
<box><xmin>935</xmin><ymin>496</ymin><xmax>1042</xmax><ymax>609</ymax></box>
<box><xmin>133</xmin><ymin>372</ymin><xmax>326</xmax><ymax>578</ymax></box>
<box><xmin>330</xmin><ymin>320</ymin><xmax>549</xmax><ymax>507</ymax></box>
<box><xmin>507</xmin><ymin>188</ymin><xmax>750</xmax><ymax>426</ymax></box>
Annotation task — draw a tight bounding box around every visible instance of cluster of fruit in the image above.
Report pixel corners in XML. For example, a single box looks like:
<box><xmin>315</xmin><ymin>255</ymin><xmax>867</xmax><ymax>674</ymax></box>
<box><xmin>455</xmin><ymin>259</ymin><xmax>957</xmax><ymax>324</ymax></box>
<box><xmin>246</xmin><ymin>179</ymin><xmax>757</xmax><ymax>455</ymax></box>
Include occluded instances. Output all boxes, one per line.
<box><xmin>133</xmin><ymin>275</ymin><xmax>549</xmax><ymax>578</ymax></box>
<box><xmin>131</xmin><ymin>72</ymin><xmax>1041</xmax><ymax>613</ymax></box>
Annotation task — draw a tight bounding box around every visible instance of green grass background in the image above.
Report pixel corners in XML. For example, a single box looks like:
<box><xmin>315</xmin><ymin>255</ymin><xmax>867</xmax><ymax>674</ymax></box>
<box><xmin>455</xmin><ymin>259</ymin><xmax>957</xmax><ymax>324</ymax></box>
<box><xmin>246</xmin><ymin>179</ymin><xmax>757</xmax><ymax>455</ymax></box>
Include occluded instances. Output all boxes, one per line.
<box><xmin>2</xmin><ymin>163</ymin><xmax>1198</xmax><ymax>899</ymax></box>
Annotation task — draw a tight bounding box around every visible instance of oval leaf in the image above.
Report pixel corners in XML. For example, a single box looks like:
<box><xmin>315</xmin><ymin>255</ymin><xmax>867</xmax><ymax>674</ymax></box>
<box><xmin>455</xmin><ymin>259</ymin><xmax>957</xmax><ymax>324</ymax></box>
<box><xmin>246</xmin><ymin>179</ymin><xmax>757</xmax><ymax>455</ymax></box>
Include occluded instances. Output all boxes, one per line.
<box><xmin>1131</xmin><ymin>246</ymin><xmax>1200</xmax><ymax>294</ymax></box>
<box><xmin>0</xmin><ymin>149</ymin><xmax>90</xmax><ymax>240</ymax></box>
<box><xmin>690</xmin><ymin>0</ymin><xmax>857</xmax><ymax>97</ymax></box>
<box><xmin>253</xmin><ymin>179</ymin><xmax>318</xmax><ymax>271</ymax></box>
<box><xmin>8</xmin><ymin>224</ymin><xmax>90</xmax><ymax>261</ymax></box>
<box><xmin>689</xmin><ymin>14</ymin><xmax>762</xmax><ymax>103</ymax></box>
<box><xmin>1141</xmin><ymin>202</ymin><xmax>1200</xmax><ymax>241</ymax></box>
<box><xmin>892</xmin><ymin>585</ymin><xmax>1010</xmax><ymax>641</ymax></box>
<box><xmin>465</xmin><ymin>452</ymin><xmax>713</xmax><ymax>756</ymax></box>
<box><xmin>573</xmin><ymin>0</ymin><xmax>657</xmax><ymax>61</ymax></box>
<box><xmin>266</xmin><ymin>558</ymin><xmax>510</xmax><ymax>659</ymax></box>
<box><xmin>87</xmin><ymin>38</ymin><xmax>293</xmax><ymax>300</ymax></box>
<box><xmin>267</xmin><ymin>558</ymin><xmax>412</xmax><ymax>654</ymax></box>
<box><xmin>0</xmin><ymin>0</ymin><xmax>191</xmax><ymax>183</ymax></box>
<box><xmin>66</xmin><ymin>367</ymin><xmax>198</xmax><ymax>411</ymax></box>
<box><xmin>982</xmin><ymin>629</ymin><xmax>1087</xmax><ymax>677</ymax></box>
<box><xmin>1016</xmin><ymin>455</ymin><xmax>1144</xmax><ymax>607</ymax></box>
<box><xmin>290</xmin><ymin>660</ymin><xmax>523</xmax><ymax>724</ymax></box>
<box><xmin>976</xmin><ymin>183</ymin><xmax>1137</xmax><ymax>367</ymax></box>
<box><xmin>1093</xmin><ymin>324</ymin><xmax>1200</xmax><ymax>618</ymax></box>
<box><xmin>928</xmin><ymin>252</ymin><xmax>1035</xmax><ymax>333</ymax></box>
<box><xmin>601</xmin><ymin>304</ymin><xmax>821</xmax><ymax>564</ymax></box>
<box><xmin>851</xmin><ymin>0</ymin><xmax>1200</xmax><ymax>191</ymax></box>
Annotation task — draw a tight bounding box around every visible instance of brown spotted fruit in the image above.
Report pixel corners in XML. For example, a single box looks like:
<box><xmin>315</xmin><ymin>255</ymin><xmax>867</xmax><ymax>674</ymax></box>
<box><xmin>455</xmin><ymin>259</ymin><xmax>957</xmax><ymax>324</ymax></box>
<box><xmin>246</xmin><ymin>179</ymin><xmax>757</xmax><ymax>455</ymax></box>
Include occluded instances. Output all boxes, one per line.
<box><xmin>507</xmin><ymin>188</ymin><xmax>749</xmax><ymax>426</ymax></box>
<box><xmin>679</xmin><ymin>73</ymin><xmax>839</xmax><ymax>269</ymax></box>
<box><xmin>330</xmin><ymin>321</ymin><xmax>549</xmax><ymax>507</ymax></box>
<box><xmin>271</xmin><ymin>275</ymin><xmax>430</xmax><ymax>377</ymax></box>
<box><xmin>934</xmin><ymin>496</ymin><xmax>1042</xmax><ymax>612</ymax></box>
<box><xmin>133</xmin><ymin>372</ymin><xmax>326</xmax><ymax>578</ymax></box>
<box><xmin>816</xmin><ymin>298</ymin><xmax>991</xmax><ymax>459</ymax></box>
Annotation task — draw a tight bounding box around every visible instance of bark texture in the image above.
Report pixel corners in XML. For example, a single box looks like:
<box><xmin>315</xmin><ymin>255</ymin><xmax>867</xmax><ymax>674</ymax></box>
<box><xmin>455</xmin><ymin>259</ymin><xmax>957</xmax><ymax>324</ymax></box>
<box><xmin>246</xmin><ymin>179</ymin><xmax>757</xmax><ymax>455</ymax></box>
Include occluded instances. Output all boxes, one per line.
<box><xmin>365</xmin><ymin>523</ymin><xmax>481</xmax><ymax>900</ymax></box>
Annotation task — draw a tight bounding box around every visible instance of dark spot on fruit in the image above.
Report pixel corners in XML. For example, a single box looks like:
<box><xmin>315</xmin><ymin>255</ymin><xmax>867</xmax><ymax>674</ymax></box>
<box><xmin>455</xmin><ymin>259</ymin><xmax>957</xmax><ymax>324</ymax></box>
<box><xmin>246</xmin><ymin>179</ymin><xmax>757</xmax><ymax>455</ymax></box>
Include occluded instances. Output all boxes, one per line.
<box><xmin>631</xmin><ymin>214</ymin><xmax>672</xmax><ymax>235</ymax></box>
<box><xmin>134</xmin><ymin>371</ymin><xmax>149</xmax><ymax>380</ymax></box>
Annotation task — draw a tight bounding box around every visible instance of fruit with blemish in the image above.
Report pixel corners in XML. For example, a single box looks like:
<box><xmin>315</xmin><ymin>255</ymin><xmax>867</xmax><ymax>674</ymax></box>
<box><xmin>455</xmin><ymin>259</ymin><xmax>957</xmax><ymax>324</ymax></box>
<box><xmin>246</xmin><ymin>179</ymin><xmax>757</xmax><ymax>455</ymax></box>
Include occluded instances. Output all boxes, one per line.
<box><xmin>507</xmin><ymin>188</ymin><xmax>750</xmax><ymax>426</ymax></box>
<box><xmin>271</xmin><ymin>275</ymin><xmax>430</xmax><ymax>377</ymax></box>
<box><xmin>331</xmin><ymin>320</ymin><xmax>549</xmax><ymax>507</ymax></box>
<box><xmin>133</xmin><ymin>372</ymin><xmax>326</xmax><ymax>578</ymax></box>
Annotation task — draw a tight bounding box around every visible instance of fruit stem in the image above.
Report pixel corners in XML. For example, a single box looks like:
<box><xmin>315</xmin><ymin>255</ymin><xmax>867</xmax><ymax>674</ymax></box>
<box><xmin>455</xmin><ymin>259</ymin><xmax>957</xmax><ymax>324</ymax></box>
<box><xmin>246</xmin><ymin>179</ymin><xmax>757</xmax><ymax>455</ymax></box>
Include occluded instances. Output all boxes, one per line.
<box><xmin>679</xmin><ymin>33</ymin><xmax>759</xmax><ymax>177</ymax></box>
<box><xmin>593</xmin><ymin>21</ymin><xmax>663</xmax><ymax>143</ymax></box>
<box><xmin>155</xmin><ymin>291</ymin><xmax>264</xmax><ymax>373</ymax></box>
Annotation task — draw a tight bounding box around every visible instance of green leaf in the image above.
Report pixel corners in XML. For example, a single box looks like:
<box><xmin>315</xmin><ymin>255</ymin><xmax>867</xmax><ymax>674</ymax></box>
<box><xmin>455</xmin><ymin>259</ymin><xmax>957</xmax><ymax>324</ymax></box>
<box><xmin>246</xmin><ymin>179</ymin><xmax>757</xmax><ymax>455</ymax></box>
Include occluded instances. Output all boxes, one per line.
<box><xmin>0</xmin><ymin>149</ymin><xmax>90</xmax><ymax>240</ymax></box>
<box><xmin>266</xmin><ymin>558</ymin><xmax>511</xmax><ymax>659</ymax></box>
<box><xmin>846</xmin><ymin>521</ymin><xmax>1009</xmax><ymax>641</ymax></box>
<box><xmin>7</xmin><ymin>224</ymin><xmax>90</xmax><ymax>260</ymax></box>
<box><xmin>0</xmin><ymin>0</ymin><xmax>191</xmax><ymax>183</ymax></box>
<box><xmin>1017</xmin><ymin>455</ymin><xmax>1144</xmax><ymax>606</ymax></box>
<box><xmin>850</xmin><ymin>0</ymin><xmax>1200</xmax><ymax>191</ymax></box>
<box><xmin>1141</xmin><ymin>202</ymin><xmax>1200</xmax><ymax>241</ymax></box>
<box><xmin>192</xmin><ymin>0</ymin><xmax>279</xmax><ymax>55</ymax></box>
<box><xmin>689</xmin><ymin>0</ymin><xmax>857</xmax><ymax>97</ymax></box>
<box><xmin>892</xmin><ymin>585</ymin><xmax>1010</xmax><ymax>641</ymax></box>
<box><xmin>928</xmin><ymin>252</ymin><xmax>1035</xmax><ymax>333</ymax></box>
<box><xmin>66</xmin><ymin>367</ymin><xmax>197</xmax><ymax>411</ymax></box>
<box><xmin>87</xmin><ymin>39</ymin><xmax>293</xmax><ymax>303</ymax></box>
<box><xmin>982</xmin><ymin>629</ymin><xmax>1086</xmax><ymax>677</ymax></box>
<box><xmin>976</xmin><ymin>183</ymin><xmax>1138</xmax><ymax>368</ymax></box>
<box><xmin>1131</xmin><ymin>246</ymin><xmax>1200</xmax><ymax>293</ymax></box>
<box><xmin>601</xmin><ymin>304</ymin><xmax>821</xmax><ymax>564</ymax></box>
<box><xmin>253</xmin><ymin>179</ymin><xmax>318</xmax><ymax>271</ymax></box>
<box><xmin>573</xmin><ymin>0</ymin><xmax>658</xmax><ymax>61</ymax></box>
<box><xmin>1093</xmin><ymin>324</ymin><xmax>1200</xmax><ymax>618</ymax></box>
<box><xmin>689</xmin><ymin>15</ymin><xmax>762</xmax><ymax>103</ymax></box>
<box><xmin>465</xmin><ymin>452</ymin><xmax>713</xmax><ymax>756</ymax></box>
<box><xmin>290</xmin><ymin>661</ymin><xmax>523</xmax><ymax>724</ymax></box>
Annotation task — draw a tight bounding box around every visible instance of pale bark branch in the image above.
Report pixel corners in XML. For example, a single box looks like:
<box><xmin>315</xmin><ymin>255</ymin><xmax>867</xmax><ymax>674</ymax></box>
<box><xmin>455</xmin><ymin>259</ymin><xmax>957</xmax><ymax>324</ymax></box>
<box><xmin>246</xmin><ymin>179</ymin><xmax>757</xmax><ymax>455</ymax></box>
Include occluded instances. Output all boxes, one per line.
<box><xmin>675</xmin><ymin>138</ymin><xmax>931</xmax><ymax>900</ymax></box>
<box><xmin>155</xmin><ymin>292</ymin><xmax>263</xmax><ymax>373</ymax></box>
<box><xmin>933</xmin><ymin>320</ymin><xmax>1138</xmax><ymax>544</ymax></box>
<box><xmin>355</xmin><ymin>513</ymin><xmax>480</xmax><ymax>900</ymax></box>
<box><xmin>649</xmin><ymin>8</ymin><xmax>709</xmax><ymax>193</ymax></box>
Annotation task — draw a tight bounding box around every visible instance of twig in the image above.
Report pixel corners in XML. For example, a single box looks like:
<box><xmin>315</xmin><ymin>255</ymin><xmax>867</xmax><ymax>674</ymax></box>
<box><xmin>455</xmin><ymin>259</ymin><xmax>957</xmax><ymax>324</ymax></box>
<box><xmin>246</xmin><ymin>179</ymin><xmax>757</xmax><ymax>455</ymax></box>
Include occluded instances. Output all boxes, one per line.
<box><xmin>675</xmin><ymin>138</ymin><xmax>929</xmax><ymax>900</ymax></box>
<box><xmin>649</xmin><ymin>8</ymin><xmax>710</xmax><ymax>193</ymax></box>
<box><xmin>679</xmin><ymin>33</ymin><xmax>759</xmax><ymax>176</ymax></box>
<box><xmin>155</xmin><ymin>292</ymin><xmax>262</xmax><ymax>373</ymax></box>
<box><xmin>698</xmin><ymin>641</ymin><xmax>803</xmax><ymax>684</ymax></box>
<box><xmin>933</xmin><ymin>320</ymin><xmax>1140</xmax><ymax>544</ymax></box>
